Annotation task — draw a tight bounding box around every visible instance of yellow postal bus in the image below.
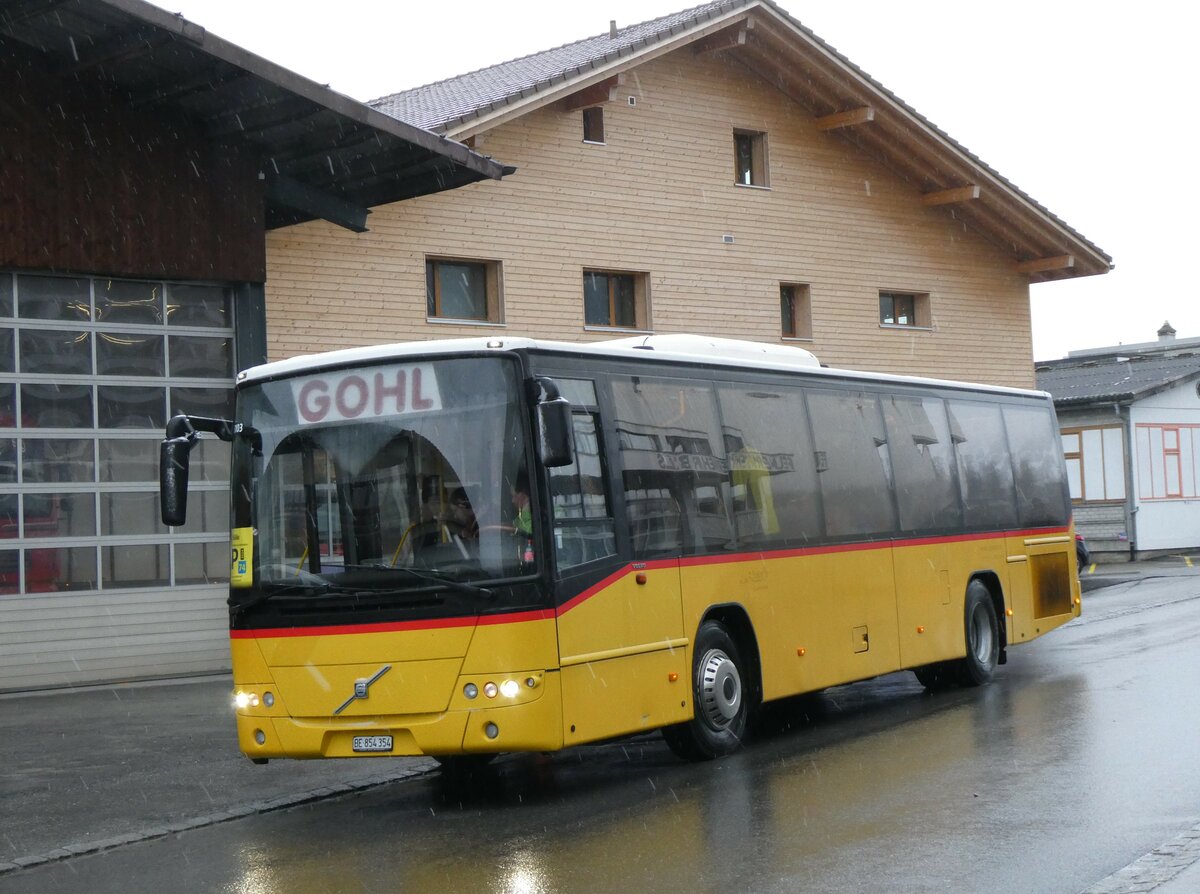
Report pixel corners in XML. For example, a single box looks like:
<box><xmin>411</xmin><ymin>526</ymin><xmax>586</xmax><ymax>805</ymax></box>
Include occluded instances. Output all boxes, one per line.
<box><xmin>160</xmin><ymin>334</ymin><xmax>1079</xmax><ymax>764</ymax></box>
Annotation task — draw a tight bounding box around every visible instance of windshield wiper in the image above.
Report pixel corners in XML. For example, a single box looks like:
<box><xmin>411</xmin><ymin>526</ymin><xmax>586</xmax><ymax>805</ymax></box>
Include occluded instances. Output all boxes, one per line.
<box><xmin>229</xmin><ymin>578</ymin><xmax>336</xmax><ymax>614</ymax></box>
<box><xmin>338</xmin><ymin>563</ymin><xmax>494</xmax><ymax>599</ymax></box>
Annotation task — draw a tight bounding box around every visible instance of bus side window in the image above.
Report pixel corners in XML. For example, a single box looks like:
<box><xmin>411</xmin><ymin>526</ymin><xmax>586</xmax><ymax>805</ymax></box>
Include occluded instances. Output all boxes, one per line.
<box><xmin>548</xmin><ymin>379</ymin><xmax>616</xmax><ymax>572</ymax></box>
<box><xmin>881</xmin><ymin>394</ymin><xmax>963</xmax><ymax>533</ymax></box>
<box><xmin>718</xmin><ymin>384</ymin><xmax>824</xmax><ymax>548</ymax></box>
<box><xmin>611</xmin><ymin>376</ymin><xmax>732</xmax><ymax>558</ymax></box>
<box><xmin>946</xmin><ymin>400</ymin><xmax>1019</xmax><ymax>530</ymax></box>
<box><xmin>1003</xmin><ymin>404</ymin><xmax>1070</xmax><ymax>528</ymax></box>
<box><xmin>805</xmin><ymin>389</ymin><xmax>898</xmax><ymax>539</ymax></box>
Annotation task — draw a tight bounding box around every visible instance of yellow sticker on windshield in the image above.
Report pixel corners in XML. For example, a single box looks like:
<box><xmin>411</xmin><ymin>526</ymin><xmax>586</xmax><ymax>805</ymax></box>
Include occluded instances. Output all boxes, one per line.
<box><xmin>231</xmin><ymin>527</ymin><xmax>253</xmax><ymax>589</ymax></box>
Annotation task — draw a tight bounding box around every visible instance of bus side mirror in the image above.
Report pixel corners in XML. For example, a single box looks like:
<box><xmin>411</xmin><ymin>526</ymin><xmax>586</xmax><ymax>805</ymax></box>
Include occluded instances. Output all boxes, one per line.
<box><xmin>536</xmin><ymin>399</ymin><xmax>574</xmax><ymax>468</ymax></box>
<box><xmin>160</xmin><ymin>413</ymin><xmax>238</xmax><ymax>526</ymax></box>
<box><xmin>160</xmin><ymin>436</ymin><xmax>195</xmax><ymax>526</ymax></box>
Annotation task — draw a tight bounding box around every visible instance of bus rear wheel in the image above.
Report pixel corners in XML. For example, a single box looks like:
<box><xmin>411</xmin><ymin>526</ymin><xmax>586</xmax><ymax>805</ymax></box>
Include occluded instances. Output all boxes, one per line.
<box><xmin>955</xmin><ymin>580</ymin><xmax>999</xmax><ymax>686</ymax></box>
<box><xmin>663</xmin><ymin>620</ymin><xmax>751</xmax><ymax>761</ymax></box>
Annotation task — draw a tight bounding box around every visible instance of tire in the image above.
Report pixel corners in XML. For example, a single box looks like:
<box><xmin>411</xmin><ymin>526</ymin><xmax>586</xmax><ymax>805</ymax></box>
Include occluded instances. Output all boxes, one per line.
<box><xmin>955</xmin><ymin>580</ymin><xmax>1000</xmax><ymax>687</ymax></box>
<box><xmin>663</xmin><ymin>620</ymin><xmax>752</xmax><ymax>761</ymax></box>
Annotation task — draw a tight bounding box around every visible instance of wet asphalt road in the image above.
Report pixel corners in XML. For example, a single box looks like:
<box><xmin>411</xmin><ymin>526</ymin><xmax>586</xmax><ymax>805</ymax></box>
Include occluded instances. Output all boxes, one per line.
<box><xmin>4</xmin><ymin>575</ymin><xmax>1199</xmax><ymax>894</ymax></box>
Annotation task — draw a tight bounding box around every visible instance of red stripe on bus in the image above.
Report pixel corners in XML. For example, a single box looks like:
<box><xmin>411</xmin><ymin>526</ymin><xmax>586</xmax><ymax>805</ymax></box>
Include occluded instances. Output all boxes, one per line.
<box><xmin>230</xmin><ymin>525</ymin><xmax>1069</xmax><ymax>637</ymax></box>
<box><xmin>230</xmin><ymin>607</ymin><xmax>560</xmax><ymax>640</ymax></box>
<box><xmin>554</xmin><ymin>558</ymin><xmax>677</xmax><ymax>615</ymax></box>
<box><xmin>558</xmin><ymin>525</ymin><xmax>1070</xmax><ymax>611</ymax></box>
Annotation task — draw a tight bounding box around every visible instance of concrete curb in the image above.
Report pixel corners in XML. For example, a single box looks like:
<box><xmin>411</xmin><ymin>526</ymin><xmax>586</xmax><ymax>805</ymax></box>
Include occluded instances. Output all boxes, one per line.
<box><xmin>1080</xmin><ymin>822</ymin><xmax>1200</xmax><ymax>893</ymax></box>
<box><xmin>0</xmin><ymin>762</ymin><xmax>435</xmax><ymax>877</ymax></box>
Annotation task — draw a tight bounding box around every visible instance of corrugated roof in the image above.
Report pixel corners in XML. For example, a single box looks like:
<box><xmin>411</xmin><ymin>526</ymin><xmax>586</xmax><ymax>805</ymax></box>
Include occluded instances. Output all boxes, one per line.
<box><xmin>1036</xmin><ymin>354</ymin><xmax>1200</xmax><ymax>405</ymax></box>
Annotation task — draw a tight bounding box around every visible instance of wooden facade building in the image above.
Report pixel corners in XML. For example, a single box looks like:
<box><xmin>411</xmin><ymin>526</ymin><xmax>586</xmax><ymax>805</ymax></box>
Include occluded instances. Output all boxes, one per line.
<box><xmin>265</xmin><ymin>0</ymin><xmax>1111</xmax><ymax>389</ymax></box>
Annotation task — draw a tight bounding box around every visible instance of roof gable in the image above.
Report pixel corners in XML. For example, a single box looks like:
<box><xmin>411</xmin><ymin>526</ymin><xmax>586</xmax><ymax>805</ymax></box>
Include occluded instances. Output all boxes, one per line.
<box><xmin>369</xmin><ymin>0</ymin><xmax>1110</xmax><ymax>284</ymax></box>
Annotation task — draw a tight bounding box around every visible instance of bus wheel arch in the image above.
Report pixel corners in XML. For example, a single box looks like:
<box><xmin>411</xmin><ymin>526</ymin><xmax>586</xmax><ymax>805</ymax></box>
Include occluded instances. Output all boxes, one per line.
<box><xmin>914</xmin><ymin>574</ymin><xmax>1006</xmax><ymax>690</ymax></box>
<box><xmin>663</xmin><ymin>605</ymin><xmax>760</xmax><ymax>761</ymax></box>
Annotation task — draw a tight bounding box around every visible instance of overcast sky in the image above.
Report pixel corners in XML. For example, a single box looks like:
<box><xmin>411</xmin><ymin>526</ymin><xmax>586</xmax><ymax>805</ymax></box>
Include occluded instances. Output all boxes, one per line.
<box><xmin>156</xmin><ymin>0</ymin><xmax>1198</xmax><ymax>361</ymax></box>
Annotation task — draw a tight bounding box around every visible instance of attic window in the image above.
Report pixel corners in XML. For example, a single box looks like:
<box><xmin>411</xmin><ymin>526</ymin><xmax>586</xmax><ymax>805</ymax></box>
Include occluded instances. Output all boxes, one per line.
<box><xmin>734</xmin><ymin>129</ymin><xmax>768</xmax><ymax>187</ymax></box>
<box><xmin>583</xmin><ymin>107</ymin><xmax>605</xmax><ymax>144</ymax></box>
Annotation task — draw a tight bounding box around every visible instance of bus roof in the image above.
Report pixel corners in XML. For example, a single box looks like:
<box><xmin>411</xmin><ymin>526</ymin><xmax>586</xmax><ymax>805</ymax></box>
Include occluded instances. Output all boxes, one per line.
<box><xmin>238</xmin><ymin>334</ymin><xmax>1047</xmax><ymax>400</ymax></box>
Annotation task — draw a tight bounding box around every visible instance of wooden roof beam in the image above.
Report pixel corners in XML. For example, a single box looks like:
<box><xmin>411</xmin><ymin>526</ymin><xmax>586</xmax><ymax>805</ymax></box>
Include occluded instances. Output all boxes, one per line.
<box><xmin>815</xmin><ymin>106</ymin><xmax>875</xmax><ymax>131</ymax></box>
<box><xmin>692</xmin><ymin>19</ymin><xmax>752</xmax><ymax>56</ymax></box>
<box><xmin>1016</xmin><ymin>255</ymin><xmax>1075</xmax><ymax>275</ymax></box>
<box><xmin>921</xmin><ymin>185</ymin><xmax>981</xmax><ymax>206</ymax></box>
<box><xmin>561</xmin><ymin>74</ymin><xmax>625</xmax><ymax>112</ymax></box>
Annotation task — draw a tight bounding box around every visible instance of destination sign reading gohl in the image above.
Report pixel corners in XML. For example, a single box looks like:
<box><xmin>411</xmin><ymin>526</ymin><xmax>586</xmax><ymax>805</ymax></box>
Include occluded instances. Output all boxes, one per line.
<box><xmin>292</xmin><ymin>363</ymin><xmax>443</xmax><ymax>425</ymax></box>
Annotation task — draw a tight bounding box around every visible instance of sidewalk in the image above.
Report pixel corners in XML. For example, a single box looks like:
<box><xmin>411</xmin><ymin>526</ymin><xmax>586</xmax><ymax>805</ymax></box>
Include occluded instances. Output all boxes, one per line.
<box><xmin>1079</xmin><ymin>552</ymin><xmax>1199</xmax><ymax>592</ymax></box>
<box><xmin>0</xmin><ymin>675</ymin><xmax>437</xmax><ymax>873</ymax></box>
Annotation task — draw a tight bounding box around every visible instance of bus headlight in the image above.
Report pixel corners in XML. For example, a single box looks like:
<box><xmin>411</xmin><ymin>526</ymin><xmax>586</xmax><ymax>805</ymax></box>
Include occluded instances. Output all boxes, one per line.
<box><xmin>235</xmin><ymin>691</ymin><xmax>260</xmax><ymax>709</ymax></box>
<box><xmin>456</xmin><ymin>671</ymin><xmax>544</xmax><ymax>706</ymax></box>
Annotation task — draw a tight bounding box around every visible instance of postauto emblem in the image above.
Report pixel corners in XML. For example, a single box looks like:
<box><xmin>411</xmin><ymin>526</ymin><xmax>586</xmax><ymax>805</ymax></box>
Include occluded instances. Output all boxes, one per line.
<box><xmin>334</xmin><ymin>665</ymin><xmax>391</xmax><ymax>715</ymax></box>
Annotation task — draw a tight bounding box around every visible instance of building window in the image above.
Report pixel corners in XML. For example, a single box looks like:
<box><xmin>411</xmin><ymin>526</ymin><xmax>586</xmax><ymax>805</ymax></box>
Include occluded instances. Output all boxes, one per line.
<box><xmin>425</xmin><ymin>257</ymin><xmax>501</xmax><ymax>323</ymax></box>
<box><xmin>879</xmin><ymin>291</ymin><xmax>930</xmax><ymax>328</ymax></box>
<box><xmin>583</xmin><ymin>269</ymin><xmax>647</xmax><ymax>330</ymax></box>
<box><xmin>780</xmin><ymin>283</ymin><xmax>812</xmax><ymax>339</ymax></box>
<box><xmin>1136</xmin><ymin>424</ymin><xmax>1199</xmax><ymax>501</ymax></box>
<box><xmin>734</xmin><ymin>130</ymin><xmax>768</xmax><ymax>187</ymax></box>
<box><xmin>583</xmin><ymin>107</ymin><xmax>605</xmax><ymax>144</ymax></box>
<box><xmin>0</xmin><ymin>271</ymin><xmax>234</xmax><ymax>595</ymax></box>
<box><xmin>1062</xmin><ymin>427</ymin><xmax>1125</xmax><ymax>502</ymax></box>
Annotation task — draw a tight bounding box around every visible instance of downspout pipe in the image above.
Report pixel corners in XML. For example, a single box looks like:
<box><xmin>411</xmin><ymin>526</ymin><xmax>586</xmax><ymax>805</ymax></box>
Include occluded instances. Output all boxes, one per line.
<box><xmin>1117</xmin><ymin>401</ymin><xmax>1137</xmax><ymax>561</ymax></box>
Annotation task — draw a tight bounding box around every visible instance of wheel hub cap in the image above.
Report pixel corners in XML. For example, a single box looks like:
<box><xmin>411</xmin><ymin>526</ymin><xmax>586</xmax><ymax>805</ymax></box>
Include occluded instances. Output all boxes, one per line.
<box><xmin>699</xmin><ymin>649</ymin><xmax>741</xmax><ymax>729</ymax></box>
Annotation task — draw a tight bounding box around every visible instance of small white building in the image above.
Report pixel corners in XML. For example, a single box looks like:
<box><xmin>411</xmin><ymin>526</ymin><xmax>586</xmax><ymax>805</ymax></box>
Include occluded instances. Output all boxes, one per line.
<box><xmin>1036</xmin><ymin>324</ymin><xmax>1200</xmax><ymax>561</ymax></box>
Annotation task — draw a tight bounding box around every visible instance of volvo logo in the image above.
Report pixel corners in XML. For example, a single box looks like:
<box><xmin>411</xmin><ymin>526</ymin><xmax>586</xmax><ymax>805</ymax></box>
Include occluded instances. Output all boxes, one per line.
<box><xmin>334</xmin><ymin>665</ymin><xmax>391</xmax><ymax>715</ymax></box>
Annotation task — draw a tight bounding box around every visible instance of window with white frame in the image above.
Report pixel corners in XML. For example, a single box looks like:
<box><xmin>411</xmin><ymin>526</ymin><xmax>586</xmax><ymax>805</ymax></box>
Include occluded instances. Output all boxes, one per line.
<box><xmin>1061</xmin><ymin>426</ymin><xmax>1125</xmax><ymax>502</ymax></box>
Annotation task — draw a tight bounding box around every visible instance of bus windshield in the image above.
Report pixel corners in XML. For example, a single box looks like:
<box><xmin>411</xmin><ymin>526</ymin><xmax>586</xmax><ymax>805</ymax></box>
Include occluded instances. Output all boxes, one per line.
<box><xmin>236</xmin><ymin>355</ymin><xmax>533</xmax><ymax>595</ymax></box>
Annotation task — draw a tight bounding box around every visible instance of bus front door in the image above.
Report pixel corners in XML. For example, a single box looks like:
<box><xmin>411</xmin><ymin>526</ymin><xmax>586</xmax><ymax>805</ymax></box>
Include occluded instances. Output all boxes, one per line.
<box><xmin>555</xmin><ymin>561</ymin><xmax>690</xmax><ymax>746</ymax></box>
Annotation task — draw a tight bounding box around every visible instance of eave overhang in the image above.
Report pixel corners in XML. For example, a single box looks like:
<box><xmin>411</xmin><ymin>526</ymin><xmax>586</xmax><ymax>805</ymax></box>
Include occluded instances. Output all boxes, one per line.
<box><xmin>0</xmin><ymin>0</ymin><xmax>512</xmax><ymax>231</ymax></box>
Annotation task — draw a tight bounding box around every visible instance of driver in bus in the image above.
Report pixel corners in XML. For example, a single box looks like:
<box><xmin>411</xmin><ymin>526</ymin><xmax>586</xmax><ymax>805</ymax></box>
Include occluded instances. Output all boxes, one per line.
<box><xmin>510</xmin><ymin>471</ymin><xmax>532</xmax><ymax>535</ymax></box>
<box><xmin>446</xmin><ymin>487</ymin><xmax>478</xmax><ymax>539</ymax></box>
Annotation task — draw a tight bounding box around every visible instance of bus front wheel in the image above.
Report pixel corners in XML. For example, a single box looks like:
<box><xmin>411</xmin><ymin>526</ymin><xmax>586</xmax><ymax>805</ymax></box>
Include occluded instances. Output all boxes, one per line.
<box><xmin>956</xmin><ymin>580</ymin><xmax>999</xmax><ymax>686</ymax></box>
<box><xmin>663</xmin><ymin>620</ymin><xmax>750</xmax><ymax>761</ymax></box>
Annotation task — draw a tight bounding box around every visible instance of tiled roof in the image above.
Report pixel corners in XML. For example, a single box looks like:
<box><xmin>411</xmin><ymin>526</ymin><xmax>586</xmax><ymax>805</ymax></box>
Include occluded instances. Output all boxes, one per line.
<box><xmin>1036</xmin><ymin>354</ymin><xmax>1200</xmax><ymax>405</ymax></box>
<box><xmin>369</xmin><ymin>0</ymin><xmax>744</xmax><ymax>131</ymax></box>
